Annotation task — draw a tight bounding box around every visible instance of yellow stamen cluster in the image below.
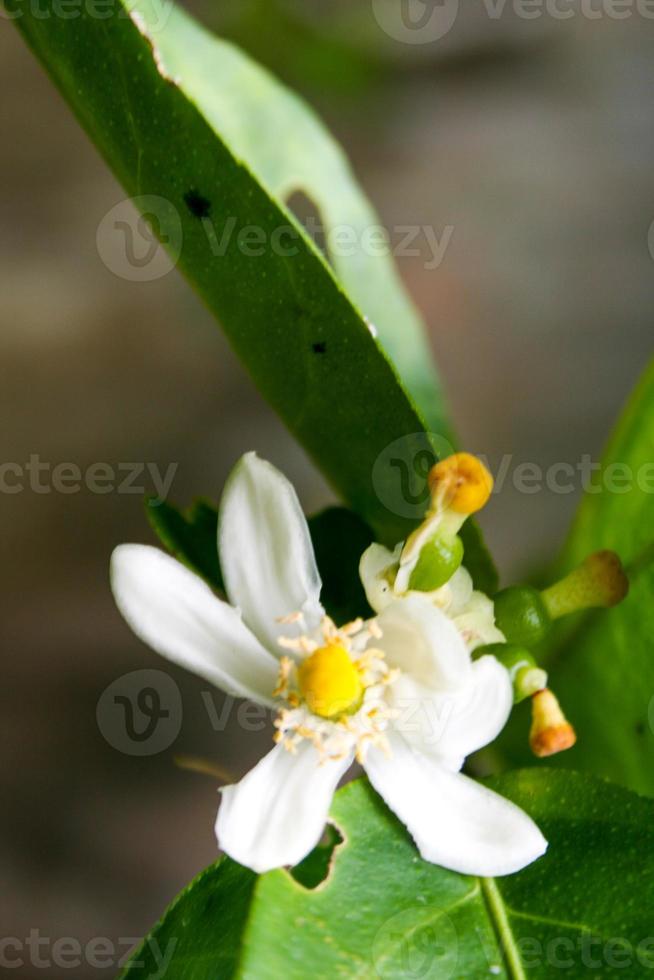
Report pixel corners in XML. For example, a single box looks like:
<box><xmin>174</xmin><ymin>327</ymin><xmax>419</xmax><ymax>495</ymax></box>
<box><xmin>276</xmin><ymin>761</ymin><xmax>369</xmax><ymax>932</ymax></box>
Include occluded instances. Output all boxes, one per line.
<box><xmin>272</xmin><ymin>615</ymin><xmax>398</xmax><ymax>763</ymax></box>
<box><xmin>428</xmin><ymin>452</ymin><xmax>493</xmax><ymax>515</ymax></box>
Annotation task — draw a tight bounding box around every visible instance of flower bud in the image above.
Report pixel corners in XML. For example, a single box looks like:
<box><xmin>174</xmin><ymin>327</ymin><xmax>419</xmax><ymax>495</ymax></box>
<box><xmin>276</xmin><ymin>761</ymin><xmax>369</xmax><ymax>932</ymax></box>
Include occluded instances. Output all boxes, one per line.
<box><xmin>493</xmin><ymin>586</ymin><xmax>552</xmax><ymax>646</ymax></box>
<box><xmin>541</xmin><ymin>550</ymin><xmax>629</xmax><ymax>620</ymax></box>
<box><xmin>427</xmin><ymin>453</ymin><xmax>493</xmax><ymax>515</ymax></box>
<box><xmin>529</xmin><ymin>689</ymin><xmax>576</xmax><ymax>757</ymax></box>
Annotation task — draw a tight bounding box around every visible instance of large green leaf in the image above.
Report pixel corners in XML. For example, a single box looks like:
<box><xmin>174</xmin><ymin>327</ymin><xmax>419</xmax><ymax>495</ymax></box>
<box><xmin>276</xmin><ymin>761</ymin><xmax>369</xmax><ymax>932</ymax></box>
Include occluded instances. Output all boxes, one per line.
<box><xmin>143</xmin><ymin>0</ymin><xmax>445</xmax><ymax>431</ymax></box>
<box><xmin>119</xmin><ymin>770</ymin><xmax>654</xmax><ymax>979</ymax></box>
<box><xmin>539</xmin><ymin>360</ymin><xmax>654</xmax><ymax>794</ymax></box>
<box><xmin>8</xmin><ymin>0</ymin><xmax>452</xmax><ymax>547</ymax></box>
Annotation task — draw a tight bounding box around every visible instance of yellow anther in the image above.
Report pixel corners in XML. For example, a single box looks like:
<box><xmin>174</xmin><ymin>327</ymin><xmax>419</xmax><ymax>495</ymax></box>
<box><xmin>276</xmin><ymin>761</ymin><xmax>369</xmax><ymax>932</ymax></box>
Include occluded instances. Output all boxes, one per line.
<box><xmin>298</xmin><ymin>643</ymin><xmax>363</xmax><ymax>719</ymax></box>
<box><xmin>427</xmin><ymin>452</ymin><xmax>493</xmax><ymax>515</ymax></box>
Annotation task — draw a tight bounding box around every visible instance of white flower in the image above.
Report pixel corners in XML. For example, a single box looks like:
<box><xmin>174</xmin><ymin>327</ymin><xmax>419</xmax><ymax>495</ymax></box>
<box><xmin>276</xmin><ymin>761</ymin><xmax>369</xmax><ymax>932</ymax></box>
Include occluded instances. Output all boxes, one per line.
<box><xmin>110</xmin><ymin>453</ymin><xmax>547</xmax><ymax>877</ymax></box>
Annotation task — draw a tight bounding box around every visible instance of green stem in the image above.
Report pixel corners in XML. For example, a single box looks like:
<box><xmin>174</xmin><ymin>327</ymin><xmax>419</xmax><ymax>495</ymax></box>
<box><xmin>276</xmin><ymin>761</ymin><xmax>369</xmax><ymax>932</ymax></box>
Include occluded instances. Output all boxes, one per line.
<box><xmin>480</xmin><ymin>877</ymin><xmax>526</xmax><ymax>980</ymax></box>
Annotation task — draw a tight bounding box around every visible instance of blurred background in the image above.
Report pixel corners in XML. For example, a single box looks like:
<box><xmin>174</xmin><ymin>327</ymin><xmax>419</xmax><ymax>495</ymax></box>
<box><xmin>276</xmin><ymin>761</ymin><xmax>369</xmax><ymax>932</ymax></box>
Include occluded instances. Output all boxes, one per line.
<box><xmin>2</xmin><ymin>0</ymin><xmax>653</xmax><ymax>974</ymax></box>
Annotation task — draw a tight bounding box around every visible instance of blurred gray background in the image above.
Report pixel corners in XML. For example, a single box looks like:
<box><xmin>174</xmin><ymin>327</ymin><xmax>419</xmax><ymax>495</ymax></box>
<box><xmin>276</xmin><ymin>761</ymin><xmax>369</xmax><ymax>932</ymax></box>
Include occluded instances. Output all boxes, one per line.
<box><xmin>2</xmin><ymin>0</ymin><xmax>653</xmax><ymax>975</ymax></box>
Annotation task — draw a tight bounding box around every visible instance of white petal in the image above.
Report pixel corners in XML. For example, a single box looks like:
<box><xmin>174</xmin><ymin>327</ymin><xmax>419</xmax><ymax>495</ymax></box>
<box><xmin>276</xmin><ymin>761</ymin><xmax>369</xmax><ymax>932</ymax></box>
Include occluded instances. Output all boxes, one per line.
<box><xmin>359</xmin><ymin>542</ymin><xmax>401</xmax><ymax>613</ymax></box>
<box><xmin>219</xmin><ymin>453</ymin><xmax>323</xmax><ymax>654</ymax></box>
<box><xmin>216</xmin><ymin>742</ymin><xmax>352</xmax><ymax>873</ymax></box>
<box><xmin>453</xmin><ymin>591</ymin><xmax>505</xmax><ymax>651</ymax></box>
<box><xmin>111</xmin><ymin>545</ymin><xmax>279</xmax><ymax>704</ymax></box>
<box><xmin>364</xmin><ymin>733</ymin><xmax>547</xmax><ymax>876</ymax></box>
<box><xmin>390</xmin><ymin>656</ymin><xmax>512</xmax><ymax>768</ymax></box>
<box><xmin>377</xmin><ymin>595</ymin><xmax>471</xmax><ymax>691</ymax></box>
<box><xmin>445</xmin><ymin>566</ymin><xmax>474</xmax><ymax>615</ymax></box>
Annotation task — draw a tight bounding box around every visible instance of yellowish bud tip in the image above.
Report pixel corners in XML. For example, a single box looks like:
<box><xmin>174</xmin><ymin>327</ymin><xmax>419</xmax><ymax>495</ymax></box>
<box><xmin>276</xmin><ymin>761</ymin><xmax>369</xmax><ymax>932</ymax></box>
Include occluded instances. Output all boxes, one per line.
<box><xmin>529</xmin><ymin>688</ymin><xmax>577</xmax><ymax>758</ymax></box>
<box><xmin>580</xmin><ymin>550</ymin><xmax>629</xmax><ymax>607</ymax></box>
<box><xmin>427</xmin><ymin>452</ymin><xmax>493</xmax><ymax>515</ymax></box>
<box><xmin>542</xmin><ymin>549</ymin><xmax>629</xmax><ymax>620</ymax></box>
<box><xmin>298</xmin><ymin>644</ymin><xmax>363</xmax><ymax>719</ymax></box>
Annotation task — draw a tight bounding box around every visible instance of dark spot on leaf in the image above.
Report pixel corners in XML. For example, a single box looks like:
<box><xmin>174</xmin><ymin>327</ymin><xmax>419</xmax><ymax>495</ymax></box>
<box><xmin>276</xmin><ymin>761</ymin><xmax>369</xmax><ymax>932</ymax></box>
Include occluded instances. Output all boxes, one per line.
<box><xmin>184</xmin><ymin>190</ymin><xmax>211</xmax><ymax>219</ymax></box>
<box><xmin>635</xmin><ymin>721</ymin><xmax>646</xmax><ymax>736</ymax></box>
<box><xmin>312</xmin><ymin>341</ymin><xmax>327</xmax><ymax>355</ymax></box>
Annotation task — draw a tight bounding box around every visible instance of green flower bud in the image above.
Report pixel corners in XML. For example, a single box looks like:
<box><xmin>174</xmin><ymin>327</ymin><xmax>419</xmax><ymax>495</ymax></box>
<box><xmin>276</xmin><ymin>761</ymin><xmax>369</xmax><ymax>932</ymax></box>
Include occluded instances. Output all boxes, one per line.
<box><xmin>408</xmin><ymin>534</ymin><xmax>464</xmax><ymax>592</ymax></box>
<box><xmin>493</xmin><ymin>586</ymin><xmax>552</xmax><ymax>646</ymax></box>
<box><xmin>475</xmin><ymin>642</ymin><xmax>548</xmax><ymax>703</ymax></box>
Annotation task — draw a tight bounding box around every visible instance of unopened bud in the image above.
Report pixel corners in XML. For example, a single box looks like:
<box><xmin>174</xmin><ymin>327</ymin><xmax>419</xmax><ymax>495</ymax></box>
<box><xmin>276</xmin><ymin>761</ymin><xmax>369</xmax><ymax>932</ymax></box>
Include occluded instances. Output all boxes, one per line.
<box><xmin>428</xmin><ymin>453</ymin><xmax>493</xmax><ymax>515</ymax></box>
<box><xmin>493</xmin><ymin>586</ymin><xmax>552</xmax><ymax>646</ymax></box>
<box><xmin>542</xmin><ymin>550</ymin><xmax>629</xmax><ymax>620</ymax></box>
<box><xmin>529</xmin><ymin>689</ymin><xmax>576</xmax><ymax>758</ymax></box>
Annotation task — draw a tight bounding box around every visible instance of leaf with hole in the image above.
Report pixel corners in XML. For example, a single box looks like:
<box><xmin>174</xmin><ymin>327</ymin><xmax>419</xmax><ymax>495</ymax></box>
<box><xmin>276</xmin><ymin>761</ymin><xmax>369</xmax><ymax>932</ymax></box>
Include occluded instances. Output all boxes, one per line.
<box><xmin>8</xmin><ymin>0</ymin><xmax>459</xmax><ymax>552</ymax></box>
<box><xmin>119</xmin><ymin>770</ymin><xmax>654</xmax><ymax>979</ymax></box>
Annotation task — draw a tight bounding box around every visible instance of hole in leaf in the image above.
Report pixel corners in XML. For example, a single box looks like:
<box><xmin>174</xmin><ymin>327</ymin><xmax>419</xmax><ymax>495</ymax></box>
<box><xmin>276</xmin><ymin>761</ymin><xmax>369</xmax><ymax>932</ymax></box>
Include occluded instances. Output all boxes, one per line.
<box><xmin>290</xmin><ymin>822</ymin><xmax>343</xmax><ymax>889</ymax></box>
<box><xmin>311</xmin><ymin>341</ymin><xmax>327</xmax><ymax>355</ymax></box>
<box><xmin>285</xmin><ymin>189</ymin><xmax>331</xmax><ymax>264</ymax></box>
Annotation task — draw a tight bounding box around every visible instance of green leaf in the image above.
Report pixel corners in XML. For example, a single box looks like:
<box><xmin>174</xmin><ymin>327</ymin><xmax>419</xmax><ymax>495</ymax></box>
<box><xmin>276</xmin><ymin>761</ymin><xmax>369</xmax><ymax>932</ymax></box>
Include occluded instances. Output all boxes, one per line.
<box><xmin>145</xmin><ymin>0</ymin><xmax>445</xmax><ymax>433</ymax></box>
<box><xmin>460</xmin><ymin>520</ymin><xmax>500</xmax><ymax>596</ymax></box>
<box><xmin>145</xmin><ymin>497</ymin><xmax>224</xmax><ymax>591</ymax></box>
<box><xmin>119</xmin><ymin>770</ymin><xmax>654</xmax><ymax>979</ymax></box>
<box><xmin>305</xmin><ymin>507</ymin><xmax>375</xmax><ymax>624</ymax></box>
<box><xmin>8</xmin><ymin>0</ymin><xmax>453</xmax><ymax>547</ymax></box>
<box><xmin>536</xmin><ymin>360</ymin><xmax>654</xmax><ymax>794</ymax></box>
